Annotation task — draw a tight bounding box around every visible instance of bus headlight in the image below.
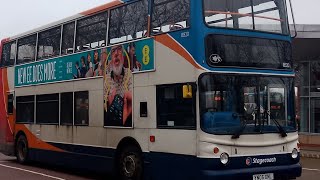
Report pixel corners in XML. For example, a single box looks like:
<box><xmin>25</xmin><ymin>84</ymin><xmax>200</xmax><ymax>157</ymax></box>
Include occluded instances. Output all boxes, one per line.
<box><xmin>291</xmin><ymin>148</ymin><xmax>298</xmax><ymax>159</ymax></box>
<box><xmin>220</xmin><ymin>153</ymin><xmax>229</xmax><ymax>165</ymax></box>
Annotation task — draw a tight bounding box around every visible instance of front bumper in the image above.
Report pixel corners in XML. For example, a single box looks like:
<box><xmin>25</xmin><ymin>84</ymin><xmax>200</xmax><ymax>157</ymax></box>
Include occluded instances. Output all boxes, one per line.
<box><xmin>200</xmin><ymin>163</ymin><xmax>302</xmax><ymax>180</ymax></box>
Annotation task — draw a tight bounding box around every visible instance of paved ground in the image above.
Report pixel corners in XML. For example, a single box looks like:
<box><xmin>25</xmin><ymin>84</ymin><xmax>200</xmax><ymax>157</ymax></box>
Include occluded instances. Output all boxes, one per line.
<box><xmin>297</xmin><ymin>157</ymin><xmax>320</xmax><ymax>180</ymax></box>
<box><xmin>0</xmin><ymin>153</ymin><xmax>319</xmax><ymax>179</ymax></box>
<box><xmin>0</xmin><ymin>153</ymin><xmax>108</xmax><ymax>180</ymax></box>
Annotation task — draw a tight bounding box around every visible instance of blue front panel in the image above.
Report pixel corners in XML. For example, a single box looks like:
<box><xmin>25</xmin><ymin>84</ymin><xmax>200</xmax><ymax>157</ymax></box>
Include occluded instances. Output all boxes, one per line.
<box><xmin>165</xmin><ymin>0</ymin><xmax>294</xmax><ymax>75</ymax></box>
<box><xmin>145</xmin><ymin>152</ymin><xmax>301</xmax><ymax>180</ymax></box>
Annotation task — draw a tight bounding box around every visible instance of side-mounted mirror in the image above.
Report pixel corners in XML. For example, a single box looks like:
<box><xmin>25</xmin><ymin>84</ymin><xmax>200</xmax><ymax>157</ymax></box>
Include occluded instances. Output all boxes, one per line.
<box><xmin>287</xmin><ymin>0</ymin><xmax>297</xmax><ymax>38</ymax></box>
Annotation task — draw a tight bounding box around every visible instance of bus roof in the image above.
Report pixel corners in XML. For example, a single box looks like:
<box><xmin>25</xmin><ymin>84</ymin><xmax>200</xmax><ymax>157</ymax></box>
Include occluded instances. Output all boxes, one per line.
<box><xmin>2</xmin><ymin>0</ymin><xmax>134</xmax><ymax>43</ymax></box>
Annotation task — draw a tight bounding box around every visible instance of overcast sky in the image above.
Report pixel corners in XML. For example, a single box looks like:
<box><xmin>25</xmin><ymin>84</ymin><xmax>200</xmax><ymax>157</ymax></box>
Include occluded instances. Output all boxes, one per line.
<box><xmin>0</xmin><ymin>0</ymin><xmax>318</xmax><ymax>41</ymax></box>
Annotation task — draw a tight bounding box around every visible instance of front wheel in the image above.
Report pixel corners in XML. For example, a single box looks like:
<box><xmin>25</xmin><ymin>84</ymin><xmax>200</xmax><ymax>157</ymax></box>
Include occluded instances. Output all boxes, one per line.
<box><xmin>16</xmin><ymin>135</ymin><xmax>29</xmax><ymax>164</ymax></box>
<box><xmin>117</xmin><ymin>146</ymin><xmax>143</xmax><ymax>180</ymax></box>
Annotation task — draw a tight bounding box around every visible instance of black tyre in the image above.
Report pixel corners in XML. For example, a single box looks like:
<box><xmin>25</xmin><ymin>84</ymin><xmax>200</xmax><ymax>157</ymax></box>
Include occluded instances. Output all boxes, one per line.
<box><xmin>117</xmin><ymin>145</ymin><xmax>143</xmax><ymax>180</ymax></box>
<box><xmin>15</xmin><ymin>135</ymin><xmax>29</xmax><ymax>164</ymax></box>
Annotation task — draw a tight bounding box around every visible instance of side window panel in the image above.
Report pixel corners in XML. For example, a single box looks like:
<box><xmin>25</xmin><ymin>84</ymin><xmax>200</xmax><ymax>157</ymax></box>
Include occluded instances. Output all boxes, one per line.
<box><xmin>152</xmin><ymin>0</ymin><xmax>190</xmax><ymax>34</ymax></box>
<box><xmin>109</xmin><ymin>0</ymin><xmax>148</xmax><ymax>44</ymax></box>
<box><xmin>60</xmin><ymin>92</ymin><xmax>73</xmax><ymax>125</ymax></box>
<box><xmin>16</xmin><ymin>96</ymin><xmax>34</xmax><ymax>124</ymax></box>
<box><xmin>17</xmin><ymin>35</ymin><xmax>37</xmax><ymax>65</ymax></box>
<box><xmin>76</xmin><ymin>12</ymin><xmax>108</xmax><ymax>51</ymax></box>
<box><xmin>61</xmin><ymin>22</ymin><xmax>76</xmax><ymax>55</ymax></box>
<box><xmin>157</xmin><ymin>83</ymin><xmax>196</xmax><ymax>129</ymax></box>
<box><xmin>1</xmin><ymin>41</ymin><xmax>16</xmax><ymax>67</ymax></box>
<box><xmin>36</xmin><ymin>94</ymin><xmax>59</xmax><ymax>124</ymax></box>
<box><xmin>37</xmin><ymin>27</ymin><xmax>61</xmax><ymax>60</ymax></box>
<box><xmin>74</xmin><ymin>91</ymin><xmax>89</xmax><ymax>126</ymax></box>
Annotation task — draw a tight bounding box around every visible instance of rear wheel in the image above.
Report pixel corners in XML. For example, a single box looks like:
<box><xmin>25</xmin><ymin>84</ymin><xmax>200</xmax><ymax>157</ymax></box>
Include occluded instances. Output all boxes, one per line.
<box><xmin>16</xmin><ymin>135</ymin><xmax>29</xmax><ymax>164</ymax></box>
<box><xmin>117</xmin><ymin>145</ymin><xmax>143</xmax><ymax>180</ymax></box>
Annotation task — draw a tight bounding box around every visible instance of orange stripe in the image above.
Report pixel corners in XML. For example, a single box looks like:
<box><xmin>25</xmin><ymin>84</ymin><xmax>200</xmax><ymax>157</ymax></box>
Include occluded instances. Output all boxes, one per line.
<box><xmin>0</xmin><ymin>69</ymin><xmax>6</xmax><ymax>143</ymax></box>
<box><xmin>15</xmin><ymin>124</ymin><xmax>64</xmax><ymax>152</ymax></box>
<box><xmin>154</xmin><ymin>34</ymin><xmax>202</xmax><ymax>69</ymax></box>
<box><xmin>2</xmin><ymin>69</ymin><xmax>14</xmax><ymax>136</ymax></box>
<box><xmin>81</xmin><ymin>1</ymin><xmax>122</xmax><ymax>16</ymax></box>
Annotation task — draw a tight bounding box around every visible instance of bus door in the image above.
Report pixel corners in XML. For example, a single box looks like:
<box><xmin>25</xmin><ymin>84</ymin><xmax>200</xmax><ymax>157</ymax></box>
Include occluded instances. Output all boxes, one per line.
<box><xmin>267</xmin><ymin>85</ymin><xmax>287</xmax><ymax>126</ymax></box>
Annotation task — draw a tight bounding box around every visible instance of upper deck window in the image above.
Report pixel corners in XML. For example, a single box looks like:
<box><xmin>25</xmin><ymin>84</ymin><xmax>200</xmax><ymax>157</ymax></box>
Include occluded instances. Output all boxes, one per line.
<box><xmin>17</xmin><ymin>35</ymin><xmax>37</xmax><ymax>65</ymax></box>
<box><xmin>1</xmin><ymin>41</ymin><xmax>16</xmax><ymax>67</ymax></box>
<box><xmin>152</xmin><ymin>0</ymin><xmax>190</xmax><ymax>34</ymax></box>
<box><xmin>37</xmin><ymin>26</ymin><xmax>61</xmax><ymax>60</ymax></box>
<box><xmin>76</xmin><ymin>12</ymin><xmax>108</xmax><ymax>51</ymax></box>
<box><xmin>109</xmin><ymin>0</ymin><xmax>148</xmax><ymax>44</ymax></box>
<box><xmin>203</xmin><ymin>0</ymin><xmax>289</xmax><ymax>34</ymax></box>
<box><xmin>62</xmin><ymin>22</ymin><xmax>76</xmax><ymax>55</ymax></box>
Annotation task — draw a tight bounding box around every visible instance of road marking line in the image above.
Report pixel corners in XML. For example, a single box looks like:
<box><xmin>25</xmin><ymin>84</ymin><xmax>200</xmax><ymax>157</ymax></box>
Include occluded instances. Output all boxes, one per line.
<box><xmin>0</xmin><ymin>163</ymin><xmax>65</xmax><ymax>180</ymax></box>
<box><xmin>303</xmin><ymin>168</ymin><xmax>320</xmax><ymax>172</ymax></box>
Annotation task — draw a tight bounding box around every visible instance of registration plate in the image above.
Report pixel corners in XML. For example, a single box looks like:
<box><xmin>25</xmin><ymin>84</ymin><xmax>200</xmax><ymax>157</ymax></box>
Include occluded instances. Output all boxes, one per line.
<box><xmin>252</xmin><ymin>173</ymin><xmax>274</xmax><ymax>180</ymax></box>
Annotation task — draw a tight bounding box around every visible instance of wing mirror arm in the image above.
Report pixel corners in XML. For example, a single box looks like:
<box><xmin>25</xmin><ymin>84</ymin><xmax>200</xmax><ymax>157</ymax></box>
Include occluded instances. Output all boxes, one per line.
<box><xmin>288</xmin><ymin>0</ymin><xmax>297</xmax><ymax>38</ymax></box>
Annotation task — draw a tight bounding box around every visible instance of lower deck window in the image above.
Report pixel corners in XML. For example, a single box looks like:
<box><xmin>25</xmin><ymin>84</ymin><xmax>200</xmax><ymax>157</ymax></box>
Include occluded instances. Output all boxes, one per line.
<box><xmin>36</xmin><ymin>94</ymin><xmax>59</xmax><ymax>124</ymax></box>
<box><xmin>16</xmin><ymin>96</ymin><xmax>35</xmax><ymax>123</ymax></box>
<box><xmin>74</xmin><ymin>91</ymin><xmax>89</xmax><ymax>125</ymax></box>
<box><xmin>156</xmin><ymin>83</ymin><xmax>196</xmax><ymax>129</ymax></box>
<box><xmin>60</xmin><ymin>92</ymin><xmax>74</xmax><ymax>125</ymax></box>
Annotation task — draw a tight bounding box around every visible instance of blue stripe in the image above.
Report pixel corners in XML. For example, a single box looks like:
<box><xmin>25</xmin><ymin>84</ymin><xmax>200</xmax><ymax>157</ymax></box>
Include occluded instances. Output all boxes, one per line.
<box><xmin>28</xmin><ymin>148</ymin><xmax>115</xmax><ymax>173</ymax></box>
<box><xmin>47</xmin><ymin>142</ymin><xmax>115</xmax><ymax>158</ymax></box>
<box><xmin>122</xmin><ymin>0</ymin><xmax>137</xmax><ymax>3</ymax></box>
<box><xmin>28</xmin><ymin>144</ymin><xmax>302</xmax><ymax>180</ymax></box>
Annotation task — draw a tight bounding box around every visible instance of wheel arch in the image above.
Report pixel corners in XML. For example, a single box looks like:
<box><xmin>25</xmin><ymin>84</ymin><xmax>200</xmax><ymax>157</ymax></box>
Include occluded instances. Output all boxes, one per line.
<box><xmin>114</xmin><ymin>136</ymin><xmax>144</xmax><ymax>179</ymax></box>
<box><xmin>14</xmin><ymin>130</ymin><xmax>27</xmax><ymax>155</ymax></box>
<box><xmin>115</xmin><ymin>136</ymin><xmax>143</xmax><ymax>156</ymax></box>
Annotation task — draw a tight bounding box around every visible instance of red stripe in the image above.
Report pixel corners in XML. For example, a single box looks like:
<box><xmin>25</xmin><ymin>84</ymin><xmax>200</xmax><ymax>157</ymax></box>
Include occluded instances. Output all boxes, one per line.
<box><xmin>0</xmin><ymin>69</ymin><xmax>8</xmax><ymax>143</ymax></box>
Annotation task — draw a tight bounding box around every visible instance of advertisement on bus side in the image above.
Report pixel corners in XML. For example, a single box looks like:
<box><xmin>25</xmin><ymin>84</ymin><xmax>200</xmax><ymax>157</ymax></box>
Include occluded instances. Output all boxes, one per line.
<box><xmin>14</xmin><ymin>38</ymin><xmax>154</xmax><ymax>87</ymax></box>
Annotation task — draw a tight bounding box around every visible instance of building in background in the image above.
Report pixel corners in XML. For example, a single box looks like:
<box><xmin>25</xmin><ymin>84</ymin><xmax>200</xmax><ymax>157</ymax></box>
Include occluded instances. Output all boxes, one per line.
<box><xmin>294</xmin><ymin>24</ymin><xmax>320</xmax><ymax>147</ymax></box>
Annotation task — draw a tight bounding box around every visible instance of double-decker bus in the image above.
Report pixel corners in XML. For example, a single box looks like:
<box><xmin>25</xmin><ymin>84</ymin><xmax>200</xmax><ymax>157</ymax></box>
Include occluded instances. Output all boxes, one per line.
<box><xmin>0</xmin><ymin>0</ymin><xmax>301</xmax><ymax>179</ymax></box>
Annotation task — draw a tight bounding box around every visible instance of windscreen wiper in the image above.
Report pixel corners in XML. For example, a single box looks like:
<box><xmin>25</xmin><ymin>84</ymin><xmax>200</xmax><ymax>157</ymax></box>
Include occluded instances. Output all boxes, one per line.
<box><xmin>231</xmin><ymin>113</ymin><xmax>247</xmax><ymax>139</ymax></box>
<box><xmin>266</xmin><ymin>111</ymin><xmax>287</xmax><ymax>137</ymax></box>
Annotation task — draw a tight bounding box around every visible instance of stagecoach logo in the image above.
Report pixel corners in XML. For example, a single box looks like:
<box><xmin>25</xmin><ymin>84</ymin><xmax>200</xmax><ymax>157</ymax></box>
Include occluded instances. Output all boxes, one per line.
<box><xmin>246</xmin><ymin>157</ymin><xmax>252</xmax><ymax>166</ymax></box>
<box><xmin>209</xmin><ymin>54</ymin><xmax>223</xmax><ymax>64</ymax></box>
<box><xmin>246</xmin><ymin>157</ymin><xmax>277</xmax><ymax>166</ymax></box>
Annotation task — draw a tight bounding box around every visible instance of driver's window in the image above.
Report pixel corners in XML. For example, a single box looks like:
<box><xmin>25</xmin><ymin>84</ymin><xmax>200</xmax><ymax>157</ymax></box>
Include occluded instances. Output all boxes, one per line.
<box><xmin>243</xmin><ymin>87</ymin><xmax>257</xmax><ymax>115</ymax></box>
<box><xmin>268</xmin><ymin>86</ymin><xmax>286</xmax><ymax>126</ymax></box>
<box><xmin>205</xmin><ymin>90</ymin><xmax>228</xmax><ymax>112</ymax></box>
<box><xmin>151</xmin><ymin>0</ymin><xmax>190</xmax><ymax>34</ymax></box>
